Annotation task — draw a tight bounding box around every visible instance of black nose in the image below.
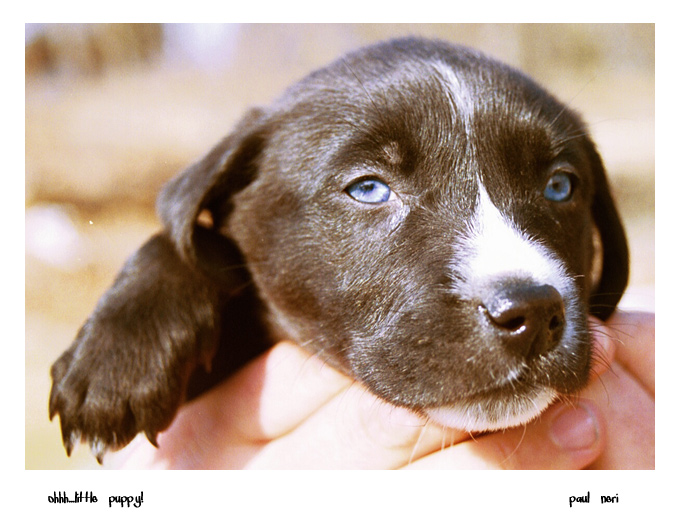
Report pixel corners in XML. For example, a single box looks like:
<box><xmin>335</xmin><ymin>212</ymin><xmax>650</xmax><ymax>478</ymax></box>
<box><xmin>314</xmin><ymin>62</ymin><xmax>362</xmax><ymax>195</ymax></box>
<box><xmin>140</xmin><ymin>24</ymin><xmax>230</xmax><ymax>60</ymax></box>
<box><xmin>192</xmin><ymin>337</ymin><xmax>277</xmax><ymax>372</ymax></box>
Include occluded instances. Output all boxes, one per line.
<box><xmin>482</xmin><ymin>283</ymin><xmax>565</xmax><ymax>359</ymax></box>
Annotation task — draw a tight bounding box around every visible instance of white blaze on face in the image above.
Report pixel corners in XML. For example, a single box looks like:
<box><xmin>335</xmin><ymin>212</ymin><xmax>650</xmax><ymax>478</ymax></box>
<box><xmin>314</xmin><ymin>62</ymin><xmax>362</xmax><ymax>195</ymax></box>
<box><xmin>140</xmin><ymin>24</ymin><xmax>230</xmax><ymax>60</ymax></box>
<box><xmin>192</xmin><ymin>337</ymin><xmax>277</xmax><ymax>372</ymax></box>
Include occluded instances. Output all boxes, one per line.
<box><xmin>426</xmin><ymin>181</ymin><xmax>581</xmax><ymax>432</ymax></box>
<box><xmin>431</xmin><ymin>59</ymin><xmax>571</xmax><ymax>297</ymax></box>
<box><xmin>454</xmin><ymin>184</ymin><xmax>572</xmax><ymax>298</ymax></box>
<box><xmin>432</xmin><ymin>61</ymin><xmax>475</xmax><ymax>135</ymax></box>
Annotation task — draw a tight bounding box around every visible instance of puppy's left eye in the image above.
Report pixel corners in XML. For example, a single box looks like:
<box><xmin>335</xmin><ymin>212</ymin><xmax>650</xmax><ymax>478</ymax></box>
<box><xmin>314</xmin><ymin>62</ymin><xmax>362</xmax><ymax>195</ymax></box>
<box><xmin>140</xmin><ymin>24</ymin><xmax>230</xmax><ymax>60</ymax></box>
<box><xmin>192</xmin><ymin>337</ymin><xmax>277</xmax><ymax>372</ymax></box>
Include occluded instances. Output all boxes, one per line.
<box><xmin>346</xmin><ymin>178</ymin><xmax>392</xmax><ymax>204</ymax></box>
<box><xmin>543</xmin><ymin>171</ymin><xmax>574</xmax><ymax>202</ymax></box>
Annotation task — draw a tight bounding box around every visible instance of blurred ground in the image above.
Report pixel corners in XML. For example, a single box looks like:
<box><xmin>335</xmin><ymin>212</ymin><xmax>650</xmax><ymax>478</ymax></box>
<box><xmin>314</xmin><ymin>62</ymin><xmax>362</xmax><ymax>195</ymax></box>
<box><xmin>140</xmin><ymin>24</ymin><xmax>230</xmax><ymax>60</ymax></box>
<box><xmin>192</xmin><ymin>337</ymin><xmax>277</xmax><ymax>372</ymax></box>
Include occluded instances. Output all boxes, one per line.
<box><xmin>25</xmin><ymin>23</ymin><xmax>654</xmax><ymax>470</ymax></box>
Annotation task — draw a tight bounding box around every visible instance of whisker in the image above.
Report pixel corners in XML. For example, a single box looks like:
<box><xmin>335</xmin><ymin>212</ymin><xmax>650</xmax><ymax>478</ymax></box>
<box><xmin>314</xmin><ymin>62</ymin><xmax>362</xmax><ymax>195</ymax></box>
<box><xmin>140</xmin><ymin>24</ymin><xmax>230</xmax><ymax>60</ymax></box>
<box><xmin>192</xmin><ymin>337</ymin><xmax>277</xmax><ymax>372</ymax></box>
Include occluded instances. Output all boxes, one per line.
<box><xmin>408</xmin><ymin>417</ymin><xmax>430</xmax><ymax>466</ymax></box>
<box><xmin>499</xmin><ymin>424</ymin><xmax>527</xmax><ymax>468</ymax></box>
<box><xmin>548</xmin><ymin>68</ymin><xmax>611</xmax><ymax>128</ymax></box>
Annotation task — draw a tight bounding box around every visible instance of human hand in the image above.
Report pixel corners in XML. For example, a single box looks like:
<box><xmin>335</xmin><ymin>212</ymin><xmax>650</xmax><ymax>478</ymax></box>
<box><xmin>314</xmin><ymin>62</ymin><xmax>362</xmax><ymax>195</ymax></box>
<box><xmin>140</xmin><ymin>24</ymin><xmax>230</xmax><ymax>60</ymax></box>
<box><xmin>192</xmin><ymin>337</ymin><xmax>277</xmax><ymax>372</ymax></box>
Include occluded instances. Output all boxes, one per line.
<box><xmin>108</xmin><ymin>312</ymin><xmax>649</xmax><ymax>469</ymax></box>
<box><xmin>408</xmin><ymin>310</ymin><xmax>655</xmax><ymax>470</ymax></box>
<box><xmin>583</xmin><ymin>310</ymin><xmax>655</xmax><ymax>469</ymax></box>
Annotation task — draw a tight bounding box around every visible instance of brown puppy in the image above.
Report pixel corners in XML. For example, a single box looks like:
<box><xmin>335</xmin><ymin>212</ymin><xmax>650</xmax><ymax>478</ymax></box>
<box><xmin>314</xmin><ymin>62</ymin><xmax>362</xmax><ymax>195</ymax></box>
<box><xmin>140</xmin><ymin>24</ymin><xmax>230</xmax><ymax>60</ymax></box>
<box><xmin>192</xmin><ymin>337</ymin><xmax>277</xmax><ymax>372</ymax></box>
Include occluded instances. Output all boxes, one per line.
<box><xmin>49</xmin><ymin>37</ymin><xmax>628</xmax><ymax>462</ymax></box>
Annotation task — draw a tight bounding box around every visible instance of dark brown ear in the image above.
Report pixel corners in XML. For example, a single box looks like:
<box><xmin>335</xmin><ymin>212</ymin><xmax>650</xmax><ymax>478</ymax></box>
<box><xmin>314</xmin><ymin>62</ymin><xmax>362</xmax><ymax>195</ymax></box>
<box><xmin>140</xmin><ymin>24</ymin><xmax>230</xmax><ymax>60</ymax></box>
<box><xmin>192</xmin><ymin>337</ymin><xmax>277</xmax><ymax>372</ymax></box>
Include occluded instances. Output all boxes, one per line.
<box><xmin>587</xmin><ymin>144</ymin><xmax>629</xmax><ymax>321</ymax></box>
<box><xmin>157</xmin><ymin>108</ymin><xmax>267</xmax><ymax>268</ymax></box>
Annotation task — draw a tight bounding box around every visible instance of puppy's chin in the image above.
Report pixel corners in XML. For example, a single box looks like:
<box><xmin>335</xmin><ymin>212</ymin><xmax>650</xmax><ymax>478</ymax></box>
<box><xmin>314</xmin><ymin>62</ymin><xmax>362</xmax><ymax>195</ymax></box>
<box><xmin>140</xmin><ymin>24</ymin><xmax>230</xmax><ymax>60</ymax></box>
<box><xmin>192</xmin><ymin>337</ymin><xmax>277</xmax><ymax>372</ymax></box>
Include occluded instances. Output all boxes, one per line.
<box><xmin>424</xmin><ymin>388</ymin><xmax>557</xmax><ymax>432</ymax></box>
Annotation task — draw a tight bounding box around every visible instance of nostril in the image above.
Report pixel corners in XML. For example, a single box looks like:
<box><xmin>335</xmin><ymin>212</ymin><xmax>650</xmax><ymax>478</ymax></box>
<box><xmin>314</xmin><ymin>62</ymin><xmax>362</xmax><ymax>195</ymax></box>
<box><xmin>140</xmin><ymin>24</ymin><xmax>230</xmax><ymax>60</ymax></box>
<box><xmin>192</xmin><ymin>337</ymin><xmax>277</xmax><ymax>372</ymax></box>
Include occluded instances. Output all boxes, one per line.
<box><xmin>549</xmin><ymin>314</ymin><xmax>564</xmax><ymax>331</ymax></box>
<box><xmin>502</xmin><ymin>316</ymin><xmax>525</xmax><ymax>332</ymax></box>
<box><xmin>481</xmin><ymin>282</ymin><xmax>566</xmax><ymax>359</ymax></box>
<box><xmin>485</xmin><ymin>299</ymin><xmax>527</xmax><ymax>332</ymax></box>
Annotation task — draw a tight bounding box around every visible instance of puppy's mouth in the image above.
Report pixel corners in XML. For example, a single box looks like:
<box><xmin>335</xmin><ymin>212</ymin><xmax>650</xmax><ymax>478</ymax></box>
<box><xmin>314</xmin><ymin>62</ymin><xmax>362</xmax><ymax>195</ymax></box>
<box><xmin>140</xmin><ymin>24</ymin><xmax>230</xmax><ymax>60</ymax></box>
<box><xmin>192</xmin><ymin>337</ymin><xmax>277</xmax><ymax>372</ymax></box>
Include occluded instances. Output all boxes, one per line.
<box><xmin>423</xmin><ymin>358</ymin><xmax>558</xmax><ymax>432</ymax></box>
<box><xmin>423</xmin><ymin>378</ymin><xmax>558</xmax><ymax>432</ymax></box>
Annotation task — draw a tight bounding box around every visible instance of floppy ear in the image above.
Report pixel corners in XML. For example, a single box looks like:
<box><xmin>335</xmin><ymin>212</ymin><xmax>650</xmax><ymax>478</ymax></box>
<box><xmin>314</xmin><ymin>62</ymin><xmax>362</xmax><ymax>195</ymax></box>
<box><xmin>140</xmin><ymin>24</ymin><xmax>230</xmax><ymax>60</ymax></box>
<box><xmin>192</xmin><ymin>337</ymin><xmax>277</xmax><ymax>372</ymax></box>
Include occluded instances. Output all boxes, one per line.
<box><xmin>587</xmin><ymin>145</ymin><xmax>629</xmax><ymax>321</ymax></box>
<box><xmin>157</xmin><ymin>108</ymin><xmax>267</xmax><ymax>273</ymax></box>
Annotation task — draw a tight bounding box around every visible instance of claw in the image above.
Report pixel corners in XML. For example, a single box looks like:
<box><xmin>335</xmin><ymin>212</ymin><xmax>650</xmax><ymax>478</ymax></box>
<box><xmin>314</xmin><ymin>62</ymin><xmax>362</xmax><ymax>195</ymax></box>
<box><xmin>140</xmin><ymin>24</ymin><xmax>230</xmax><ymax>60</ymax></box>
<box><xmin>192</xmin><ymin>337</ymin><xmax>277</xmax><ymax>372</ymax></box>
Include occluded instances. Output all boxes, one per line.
<box><xmin>62</xmin><ymin>429</ymin><xmax>80</xmax><ymax>457</ymax></box>
<box><xmin>90</xmin><ymin>438</ymin><xmax>107</xmax><ymax>465</ymax></box>
<box><xmin>145</xmin><ymin>430</ymin><xmax>159</xmax><ymax>448</ymax></box>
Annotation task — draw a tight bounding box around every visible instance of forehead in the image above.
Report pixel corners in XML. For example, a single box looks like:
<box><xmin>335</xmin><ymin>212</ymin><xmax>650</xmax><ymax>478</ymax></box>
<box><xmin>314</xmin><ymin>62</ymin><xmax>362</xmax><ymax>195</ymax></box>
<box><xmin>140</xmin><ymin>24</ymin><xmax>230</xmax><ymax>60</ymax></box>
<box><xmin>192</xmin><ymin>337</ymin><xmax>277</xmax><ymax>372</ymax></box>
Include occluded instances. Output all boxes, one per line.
<box><xmin>269</xmin><ymin>46</ymin><xmax>589</xmax><ymax>197</ymax></box>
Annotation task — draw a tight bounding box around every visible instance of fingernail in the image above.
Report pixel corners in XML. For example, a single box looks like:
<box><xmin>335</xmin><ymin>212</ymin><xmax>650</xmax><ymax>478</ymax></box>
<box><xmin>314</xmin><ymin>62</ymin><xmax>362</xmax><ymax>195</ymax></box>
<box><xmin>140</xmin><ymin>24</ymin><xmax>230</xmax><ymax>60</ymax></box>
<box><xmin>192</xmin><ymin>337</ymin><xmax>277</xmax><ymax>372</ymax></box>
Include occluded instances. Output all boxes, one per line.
<box><xmin>549</xmin><ymin>404</ymin><xmax>599</xmax><ymax>451</ymax></box>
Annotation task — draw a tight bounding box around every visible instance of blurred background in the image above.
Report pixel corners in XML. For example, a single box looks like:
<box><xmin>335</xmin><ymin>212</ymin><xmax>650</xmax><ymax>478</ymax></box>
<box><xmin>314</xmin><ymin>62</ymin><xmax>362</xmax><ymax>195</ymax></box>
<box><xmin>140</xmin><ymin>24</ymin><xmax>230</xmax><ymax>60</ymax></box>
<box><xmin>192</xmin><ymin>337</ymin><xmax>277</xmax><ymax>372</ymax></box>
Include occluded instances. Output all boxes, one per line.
<box><xmin>25</xmin><ymin>23</ymin><xmax>654</xmax><ymax>470</ymax></box>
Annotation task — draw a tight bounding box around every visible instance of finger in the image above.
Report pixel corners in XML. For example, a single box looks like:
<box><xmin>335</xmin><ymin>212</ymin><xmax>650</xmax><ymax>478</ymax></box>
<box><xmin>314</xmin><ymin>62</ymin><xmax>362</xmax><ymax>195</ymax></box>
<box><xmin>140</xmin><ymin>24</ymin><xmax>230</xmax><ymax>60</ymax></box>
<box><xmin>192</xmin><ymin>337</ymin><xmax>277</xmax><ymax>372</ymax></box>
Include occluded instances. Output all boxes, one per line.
<box><xmin>249</xmin><ymin>319</ymin><xmax>616</xmax><ymax>469</ymax></box>
<box><xmin>109</xmin><ymin>316</ymin><xmax>627</xmax><ymax>470</ymax></box>
<box><xmin>244</xmin><ymin>383</ymin><xmax>456</xmax><ymax>469</ymax></box>
<box><xmin>245</xmin><ymin>329</ymin><xmax>614</xmax><ymax>470</ymax></box>
<box><xmin>605</xmin><ymin>310</ymin><xmax>655</xmax><ymax>395</ymax></box>
<box><xmin>405</xmin><ymin>400</ymin><xmax>604</xmax><ymax>470</ymax></box>
<box><xmin>109</xmin><ymin>341</ymin><xmax>354</xmax><ymax>469</ymax></box>
<box><xmin>403</xmin><ymin>322</ymin><xmax>617</xmax><ymax>470</ymax></box>
<box><xmin>580</xmin><ymin>360</ymin><xmax>655</xmax><ymax>469</ymax></box>
<box><xmin>212</xmin><ymin>341</ymin><xmax>354</xmax><ymax>441</ymax></box>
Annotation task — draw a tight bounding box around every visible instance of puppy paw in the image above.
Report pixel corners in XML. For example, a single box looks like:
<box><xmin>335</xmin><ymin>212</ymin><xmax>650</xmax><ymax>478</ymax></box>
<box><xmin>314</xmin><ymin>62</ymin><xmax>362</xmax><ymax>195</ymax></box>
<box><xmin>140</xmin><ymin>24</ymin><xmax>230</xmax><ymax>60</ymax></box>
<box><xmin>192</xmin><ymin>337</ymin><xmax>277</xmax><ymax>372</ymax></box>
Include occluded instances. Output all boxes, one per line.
<box><xmin>48</xmin><ymin>234</ymin><xmax>220</xmax><ymax>462</ymax></box>
<box><xmin>49</xmin><ymin>309</ymin><xmax>215</xmax><ymax>462</ymax></box>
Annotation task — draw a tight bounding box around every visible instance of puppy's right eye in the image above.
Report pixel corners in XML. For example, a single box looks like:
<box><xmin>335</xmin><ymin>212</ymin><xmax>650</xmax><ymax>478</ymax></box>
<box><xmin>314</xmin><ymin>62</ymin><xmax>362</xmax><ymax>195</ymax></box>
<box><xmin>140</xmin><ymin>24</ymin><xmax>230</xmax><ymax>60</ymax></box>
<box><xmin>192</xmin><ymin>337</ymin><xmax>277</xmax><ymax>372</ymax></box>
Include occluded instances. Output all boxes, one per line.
<box><xmin>543</xmin><ymin>171</ymin><xmax>575</xmax><ymax>202</ymax></box>
<box><xmin>345</xmin><ymin>178</ymin><xmax>392</xmax><ymax>204</ymax></box>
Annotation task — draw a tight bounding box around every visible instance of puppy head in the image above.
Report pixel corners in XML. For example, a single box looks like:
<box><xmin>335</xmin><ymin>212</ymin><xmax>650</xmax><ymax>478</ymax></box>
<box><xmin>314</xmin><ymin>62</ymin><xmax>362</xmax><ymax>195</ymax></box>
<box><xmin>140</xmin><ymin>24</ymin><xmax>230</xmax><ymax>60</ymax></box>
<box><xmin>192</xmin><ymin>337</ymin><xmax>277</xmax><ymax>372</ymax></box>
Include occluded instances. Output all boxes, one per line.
<box><xmin>159</xmin><ymin>38</ymin><xmax>628</xmax><ymax>431</ymax></box>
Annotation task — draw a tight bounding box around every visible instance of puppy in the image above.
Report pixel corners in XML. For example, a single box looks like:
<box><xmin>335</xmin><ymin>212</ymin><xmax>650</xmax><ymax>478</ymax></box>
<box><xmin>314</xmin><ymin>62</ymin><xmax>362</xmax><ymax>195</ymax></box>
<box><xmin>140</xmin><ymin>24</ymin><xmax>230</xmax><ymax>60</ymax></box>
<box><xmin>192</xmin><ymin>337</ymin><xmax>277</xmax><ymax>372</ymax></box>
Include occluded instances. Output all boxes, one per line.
<box><xmin>49</xmin><ymin>37</ymin><xmax>629</xmax><ymax>463</ymax></box>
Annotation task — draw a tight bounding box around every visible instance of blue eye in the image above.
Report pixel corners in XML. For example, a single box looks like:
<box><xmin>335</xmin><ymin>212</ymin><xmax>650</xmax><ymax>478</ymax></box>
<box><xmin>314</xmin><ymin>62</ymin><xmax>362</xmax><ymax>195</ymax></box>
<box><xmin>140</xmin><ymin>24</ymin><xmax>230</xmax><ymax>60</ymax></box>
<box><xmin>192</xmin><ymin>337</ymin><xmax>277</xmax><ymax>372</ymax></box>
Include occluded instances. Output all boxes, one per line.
<box><xmin>346</xmin><ymin>178</ymin><xmax>392</xmax><ymax>204</ymax></box>
<box><xmin>543</xmin><ymin>171</ymin><xmax>574</xmax><ymax>202</ymax></box>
